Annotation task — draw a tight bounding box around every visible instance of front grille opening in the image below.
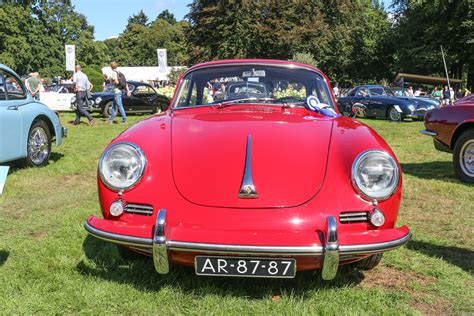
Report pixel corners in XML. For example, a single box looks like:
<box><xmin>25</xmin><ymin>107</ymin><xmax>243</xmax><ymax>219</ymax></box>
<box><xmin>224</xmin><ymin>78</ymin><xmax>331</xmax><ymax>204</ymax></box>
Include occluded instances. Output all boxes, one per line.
<box><xmin>339</xmin><ymin>211</ymin><xmax>369</xmax><ymax>224</ymax></box>
<box><xmin>124</xmin><ymin>203</ymin><xmax>153</xmax><ymax>216</ymax></box>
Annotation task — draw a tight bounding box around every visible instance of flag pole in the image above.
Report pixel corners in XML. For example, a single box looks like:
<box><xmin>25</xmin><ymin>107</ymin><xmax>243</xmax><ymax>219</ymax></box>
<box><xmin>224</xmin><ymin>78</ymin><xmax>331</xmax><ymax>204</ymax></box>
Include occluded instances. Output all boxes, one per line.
<box><xmin>440</xmin><ymin>45</ymin><xmax>450</xmax><ymax>90</ymax></box>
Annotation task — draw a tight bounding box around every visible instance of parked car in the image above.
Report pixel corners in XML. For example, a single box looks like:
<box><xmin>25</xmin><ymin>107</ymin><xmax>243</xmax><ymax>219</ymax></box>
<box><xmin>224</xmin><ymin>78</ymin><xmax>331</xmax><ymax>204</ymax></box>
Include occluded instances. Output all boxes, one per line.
<box><xmin>421</xmin><ymin>97</ymin><xmax>474</xmax><ymax>183</ymax></box>
<box><xmin>0</xmin><ymin>64</ymin><xmax>67</xmax><ymax>167</ymax></box>
<box><xmin>79</xmin><ymin>81</ymin><xmax>170</xmax><ymax>117</ymax></box>
<box><xmin>84</xmin><ymin>59</ymin><xmax>411</xmax><ymax>280</ymax></box>
<box><xmin>40</xmin><ymin>83</ymin><xmax>76</xmax><ymax>111</ymax></box>
<box><xmin>391</xmin><ymin>87</ymin><xmax>441</xmax><ymax>108</ymax></box>
<box><xmin>224</xmin><ymin>81</ymin><xmax>270</xmax><ymax>100</ymax></box>
<box><xmin>337</xmin><ymin>85</ymin><xmax>436</xmax><ymax>121</ymax></box>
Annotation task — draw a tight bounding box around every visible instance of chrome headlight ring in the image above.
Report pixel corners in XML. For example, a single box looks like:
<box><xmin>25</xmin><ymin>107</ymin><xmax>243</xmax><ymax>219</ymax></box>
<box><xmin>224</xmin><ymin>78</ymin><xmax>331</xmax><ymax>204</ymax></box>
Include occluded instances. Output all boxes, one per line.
<box><xmin>351</xmin><ymin>150</ymin><xmax>400</xmax><ymax>201</ymax></box>
<box><xmin>95</xmin><ymin>97</ymin><xmax>102</xmax><ymax>105</ymax></box>
<box><xmin>98</xmin><ymin>142</ymin><xmax>146</xmax><ymax>191</ymax></box>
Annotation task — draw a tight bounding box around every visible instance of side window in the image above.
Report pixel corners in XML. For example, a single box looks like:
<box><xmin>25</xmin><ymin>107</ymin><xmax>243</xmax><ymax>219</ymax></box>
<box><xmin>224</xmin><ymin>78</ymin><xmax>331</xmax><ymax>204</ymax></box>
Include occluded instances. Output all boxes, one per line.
<box><xmin>0</xmin><ymin>71</ymin><xmax>5</xmax><ymax>101</ymax></box>
<box><xmin>4</xmin><ymin>72</ymin><xmax>26</xmax><ymax>100</ymax></box>
<box><xmin>356</xmin><ymin>87</ymin><xmax>368</xmax><ymax>97</ymax></box>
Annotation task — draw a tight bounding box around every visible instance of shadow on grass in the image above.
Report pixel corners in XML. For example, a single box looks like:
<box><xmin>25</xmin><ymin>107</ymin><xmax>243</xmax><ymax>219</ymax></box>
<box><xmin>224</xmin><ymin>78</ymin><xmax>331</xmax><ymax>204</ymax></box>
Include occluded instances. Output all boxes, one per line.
<box><xmin>401</xmin><ymin>161</ymin><xmax>473</xmax><ymax>186</ymax></box>
<box><xmin>407</xmin><ymin>240</ymin><xmax>473</xmax><ymax>274</ymax></box>
<box><xmin>0</xmin><ymin>250</ymin><xmax>9</xmax><ymax>266</ymax></box>
<box><xmin>78</xmin><ymin>236</ymin><xmax>366</xmax><ymax>297</ymax></box>
<box><xmin>5</xmin><ymin>152</ymin><xmax>65</xmax><ymax>175</ymax></box>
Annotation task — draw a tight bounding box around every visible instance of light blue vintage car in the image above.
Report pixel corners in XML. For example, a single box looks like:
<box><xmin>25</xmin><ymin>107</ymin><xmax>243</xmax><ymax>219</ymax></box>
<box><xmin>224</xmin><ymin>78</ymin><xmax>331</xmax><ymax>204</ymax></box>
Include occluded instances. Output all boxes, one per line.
<box><xmin>0</xmin><ymin>64</ymin><xmax>67</xmax><ymax>167</ymax></box>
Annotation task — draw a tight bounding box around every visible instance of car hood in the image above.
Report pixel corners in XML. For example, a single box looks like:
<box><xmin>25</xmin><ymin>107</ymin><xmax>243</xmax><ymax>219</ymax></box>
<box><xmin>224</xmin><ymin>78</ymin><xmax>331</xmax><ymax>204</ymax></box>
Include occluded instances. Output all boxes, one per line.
<box><xmin>171</xmin><ymin>106</ymin><xmax>333</xmax><ymax>208</ymax></box>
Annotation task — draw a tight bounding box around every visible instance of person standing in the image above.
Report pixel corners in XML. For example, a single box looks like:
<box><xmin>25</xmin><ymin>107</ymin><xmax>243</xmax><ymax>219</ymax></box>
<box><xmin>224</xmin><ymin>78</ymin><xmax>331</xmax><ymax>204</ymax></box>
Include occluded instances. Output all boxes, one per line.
<box><xmin>332</xmin><ymin>83</ymin><xmax>340</xmax><ymax>99</ymax></box>
<box><xmin>442</xmin><ymin>86</ymin><xmax>450</xmax><ymax>106</ymax></box>
<box><xmin>407</xmin><ymin>85</ymin><xmax>414</xmax><ymax>96</ymax></box>
<box><xmin>25</xmin><ymin>72</ymin><xmax>42</xmax><ymax>100</ymax></box>
<box><xmin>72</xmin><ymin>64</ymin><xmax>95</xmax><ymax>126</ymax></box>
<box><xmin>108</xmin><ymin>61</ymin><xmax>131</xmax><ymax>124</ymax></box>
<box><xmin>414</xmin><ymin>87</ymin><xmax>422</xmax><ymax>97</ymax></box>
<box><xmin>455</xmin><ymin>88</ymin><xmax>464</xmax><ymax>100</ymax></box>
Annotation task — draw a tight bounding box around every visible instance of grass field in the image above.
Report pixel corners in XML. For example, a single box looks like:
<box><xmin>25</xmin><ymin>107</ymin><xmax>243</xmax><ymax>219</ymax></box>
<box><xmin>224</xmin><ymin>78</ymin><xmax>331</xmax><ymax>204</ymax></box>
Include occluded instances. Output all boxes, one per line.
<box><xmin>0</xmin><ymin>113</ymin><xmax>472</xmax><ymax>314</ymax></box>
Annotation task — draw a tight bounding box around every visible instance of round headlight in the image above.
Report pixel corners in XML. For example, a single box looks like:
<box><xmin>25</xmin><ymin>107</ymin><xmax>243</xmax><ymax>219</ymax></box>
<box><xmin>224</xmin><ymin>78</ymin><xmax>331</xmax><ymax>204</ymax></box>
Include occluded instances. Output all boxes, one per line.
<box><xmin>351</xmin><ymin>150</ymin><xmax>400</xmax><ymax>201</ymax></box>
<box><xmin>70</xmin><ymin>96</ymin><xmax>76</xmax><ymax>105</ymax></box>
<box><xmin>408</xmin><ymin>104</ymin><xmax>415</xmax><ymax>112</ymax></box>
<box><xmin>99</xmin><ymin>142</ymin><xmax>146</xmax><ymax>191</ymax></box>
<box><xmin>95</xmin><ymin>97</ymin><xmax>102</xmax><ymax>105</ymax></box>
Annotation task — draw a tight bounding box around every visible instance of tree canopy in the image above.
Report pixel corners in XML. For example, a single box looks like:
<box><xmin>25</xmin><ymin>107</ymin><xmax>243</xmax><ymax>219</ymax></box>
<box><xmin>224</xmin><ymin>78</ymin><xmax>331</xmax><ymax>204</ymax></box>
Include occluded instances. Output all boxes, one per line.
<box><xmin>0</xmin><ymin>0</ymin><xmax>472</xmax><ymax>89</ymax></box>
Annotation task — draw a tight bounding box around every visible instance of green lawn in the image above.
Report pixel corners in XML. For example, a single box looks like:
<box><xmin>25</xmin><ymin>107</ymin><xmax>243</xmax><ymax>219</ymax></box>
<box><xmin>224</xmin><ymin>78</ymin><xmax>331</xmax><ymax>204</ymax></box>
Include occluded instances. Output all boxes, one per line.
<box><xmin>0</xmin><ymin>113</ymin><xmax>472</xmax><ymax>314</ymax></box>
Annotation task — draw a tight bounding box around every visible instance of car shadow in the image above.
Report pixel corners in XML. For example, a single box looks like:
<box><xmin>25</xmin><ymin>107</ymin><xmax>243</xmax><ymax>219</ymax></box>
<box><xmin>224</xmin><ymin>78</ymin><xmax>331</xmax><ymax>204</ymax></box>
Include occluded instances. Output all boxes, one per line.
<box><xmin>406</xmin><ymin>240</ymin><xmax>473</xmax><ymax>274</ymax></box>
<box><xmin>400</xmin><ymin>161</ymin><xmax>473</xmax><ymax>186</ymax></box>
<box><xmin>4</xmin><ymin>152</ymin><xmax>65</xmax><ymax>175</ymax></box>
<box><xmin>78</xmin><ymin>236</ymin><xmax>367</xmax><ymax>297</ymax></box>
<box><xmin>0</xmin><ymin>250</ymin><xmax>9</xmax><ymax>267</ymax></box>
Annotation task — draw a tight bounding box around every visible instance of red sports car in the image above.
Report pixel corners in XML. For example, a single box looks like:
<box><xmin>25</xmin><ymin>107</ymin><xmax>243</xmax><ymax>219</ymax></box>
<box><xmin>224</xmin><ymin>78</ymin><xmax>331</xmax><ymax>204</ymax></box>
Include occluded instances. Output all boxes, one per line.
<box><xmin>421</xmin><ymin>95</ymin><xmax>474</xmax><ymax>183</ymax></box>
<box><xmin>85</xmin><ymin>59</ymin><xmax>411</xmax><ymax>280</ymax></box>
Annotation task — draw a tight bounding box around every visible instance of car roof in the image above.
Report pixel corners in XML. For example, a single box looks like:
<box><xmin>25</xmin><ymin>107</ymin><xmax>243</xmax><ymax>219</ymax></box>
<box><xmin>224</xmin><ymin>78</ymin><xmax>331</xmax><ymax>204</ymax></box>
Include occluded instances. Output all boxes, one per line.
<box><xmin>127</xmin><ymin>81</ymin><xmax>152</xmax><ymax>86</ymax></box>
<box><xmin>0</xmin><ymin>64</ymin><xmax>17</xmax><ymax>75</ymax></box>
<box><xmin>184</xmin><ymin>59</ymin><xmax>326</xmax><ymax>78</ymax></box>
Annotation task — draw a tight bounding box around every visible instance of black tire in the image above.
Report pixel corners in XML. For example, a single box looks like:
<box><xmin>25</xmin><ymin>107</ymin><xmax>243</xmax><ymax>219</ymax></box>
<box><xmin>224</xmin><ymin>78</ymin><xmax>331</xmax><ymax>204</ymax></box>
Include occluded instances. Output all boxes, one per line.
<box><xmin>352</xmin><ymin>253</ymin><xmax>383</xmax><ymax>270</ymax></box>
<box><xmin>387</xmin><ymin>106</ymin><xmax>402</xmax><ymax>122</ymax></box>
<box><xmin>453</xmin><ymin>129</ymin><xmax>474</xmax><ymax>183</ymax></box>
<box><xmin>116</xmin><ymin>245</ymin><xmax>145</xmax><ymax>260</ymax></box>
<box><xmin>26</xmin><ymin>120</ymin><xmax>52</xmax><ymax>167</ymax></box>
<box><xmin>102</xmin><ymin>101</ymin><xmax>113</xmax><ymax>118</ymax></box>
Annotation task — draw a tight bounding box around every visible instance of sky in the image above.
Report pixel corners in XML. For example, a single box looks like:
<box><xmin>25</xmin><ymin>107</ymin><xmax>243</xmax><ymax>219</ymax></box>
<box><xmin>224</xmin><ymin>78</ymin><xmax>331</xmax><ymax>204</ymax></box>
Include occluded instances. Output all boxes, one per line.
<box><xmin>71</xmin><ymin>0</ymin><xmax>193</xmax><ymax>41</ymax></box>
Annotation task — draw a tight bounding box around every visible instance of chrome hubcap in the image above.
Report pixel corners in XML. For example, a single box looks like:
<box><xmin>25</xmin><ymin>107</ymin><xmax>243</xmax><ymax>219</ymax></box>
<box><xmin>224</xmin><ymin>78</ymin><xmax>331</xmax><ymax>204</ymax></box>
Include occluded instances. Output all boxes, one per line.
<box><xmin>460</xmin><ymin>140</ymin><xmax>474</xmax><ymax>176</ymax></box>
<box><xmin>28</xmin><ymin>127</ymin><xmax>49</xmax><ymax>165</ymax></box>
<box><xmin>390</xmin><ymin>108</ymin><xmax>401</xmax><ymax>121</ymax></box>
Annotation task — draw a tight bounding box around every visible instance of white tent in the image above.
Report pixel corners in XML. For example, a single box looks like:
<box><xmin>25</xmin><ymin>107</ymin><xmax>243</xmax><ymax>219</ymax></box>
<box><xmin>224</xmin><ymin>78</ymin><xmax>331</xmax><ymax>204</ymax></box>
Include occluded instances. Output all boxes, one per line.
<box><xmin>101</xmin><ymin>66</ymin><xmax>184</xmax><ymax>82</ymax></box>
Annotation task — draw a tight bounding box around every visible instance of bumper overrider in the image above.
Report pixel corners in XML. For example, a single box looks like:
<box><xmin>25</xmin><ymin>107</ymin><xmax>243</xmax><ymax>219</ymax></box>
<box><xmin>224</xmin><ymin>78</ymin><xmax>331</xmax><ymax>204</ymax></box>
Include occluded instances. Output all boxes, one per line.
<box><xmin>84</xmin><ymin>210</ymin><xmax>411</xmax><ymax>280</ymax></box>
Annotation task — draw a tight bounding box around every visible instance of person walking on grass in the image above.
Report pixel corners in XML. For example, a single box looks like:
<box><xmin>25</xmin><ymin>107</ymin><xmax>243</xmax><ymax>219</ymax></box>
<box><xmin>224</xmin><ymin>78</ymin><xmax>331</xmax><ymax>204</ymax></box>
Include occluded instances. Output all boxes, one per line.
<box><xmin>108</xmin><ymin>61</ymin><xmax>131</xmax><ymax>124</ymax></box>
<box><xmin>72</xmin><ymin>64</ymin><xmax>95</xmax><ymax>126</ymax></box>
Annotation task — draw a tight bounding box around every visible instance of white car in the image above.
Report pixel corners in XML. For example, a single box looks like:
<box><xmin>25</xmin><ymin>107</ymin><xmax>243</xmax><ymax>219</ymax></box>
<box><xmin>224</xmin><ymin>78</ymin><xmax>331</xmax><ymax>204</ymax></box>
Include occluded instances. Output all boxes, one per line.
<box><xmin>40</xmin><ymin>85</ymin><xmax>76</xmax><ymax>111</ymax></box>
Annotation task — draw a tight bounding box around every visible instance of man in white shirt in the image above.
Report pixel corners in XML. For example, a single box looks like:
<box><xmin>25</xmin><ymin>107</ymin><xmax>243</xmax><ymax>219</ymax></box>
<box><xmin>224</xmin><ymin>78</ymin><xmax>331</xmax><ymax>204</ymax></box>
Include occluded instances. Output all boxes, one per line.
<box><xmin>72</xmin><ymin>65</ymin><xmax>95</xmax><ymax>126</ymax></box>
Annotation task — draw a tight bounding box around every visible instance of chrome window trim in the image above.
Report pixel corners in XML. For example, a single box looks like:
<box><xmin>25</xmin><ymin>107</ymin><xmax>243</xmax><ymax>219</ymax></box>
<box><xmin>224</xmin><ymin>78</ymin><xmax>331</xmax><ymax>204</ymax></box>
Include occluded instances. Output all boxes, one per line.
<box><xmin>98</xmin><ymin>142</ymin><xmax>147</xmax><ymax>192</ymax></box>
<box><xmin>171</xmin><ymin>62</ymin><xmax>334</xmax><ymax>110</ymax></box>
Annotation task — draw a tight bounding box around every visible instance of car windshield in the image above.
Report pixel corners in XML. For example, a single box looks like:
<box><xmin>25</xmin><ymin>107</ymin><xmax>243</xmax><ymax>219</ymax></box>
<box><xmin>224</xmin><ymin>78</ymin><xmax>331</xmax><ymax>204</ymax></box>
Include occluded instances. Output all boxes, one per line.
<box><xmin>172</xmin><ymin>64</ymin><xmax>334</xmax><ymax>109</ymax></box>
<box><xmin>369</xmin><ymin>87</ymin><xmax>395</xmax><ymax>96</ymax></box>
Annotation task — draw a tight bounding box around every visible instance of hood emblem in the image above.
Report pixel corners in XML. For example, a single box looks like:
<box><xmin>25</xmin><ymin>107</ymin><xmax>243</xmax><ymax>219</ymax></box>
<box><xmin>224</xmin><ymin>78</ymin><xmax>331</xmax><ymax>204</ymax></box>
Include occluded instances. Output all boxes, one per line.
<box><xmin>238</xmin><ymin>134</ymin><xmax>258</xmax><ymax>199</ymax></box>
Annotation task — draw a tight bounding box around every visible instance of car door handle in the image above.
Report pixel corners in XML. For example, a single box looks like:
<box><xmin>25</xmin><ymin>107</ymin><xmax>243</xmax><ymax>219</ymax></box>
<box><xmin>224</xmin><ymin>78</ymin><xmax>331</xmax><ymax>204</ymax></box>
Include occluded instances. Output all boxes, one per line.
<box><xmin>7</xmin><ymin>105</ymin><xmax>19</xmax><ymax>111</ymax></box>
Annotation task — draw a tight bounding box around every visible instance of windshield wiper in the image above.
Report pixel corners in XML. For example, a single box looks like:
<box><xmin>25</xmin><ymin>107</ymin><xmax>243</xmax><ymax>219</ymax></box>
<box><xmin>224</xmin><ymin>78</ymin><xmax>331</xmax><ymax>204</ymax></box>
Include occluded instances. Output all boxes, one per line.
<box><xmin>215</xmin><ymin>97</ymin><xmax>276</xmax><ymax>109</ymax></box>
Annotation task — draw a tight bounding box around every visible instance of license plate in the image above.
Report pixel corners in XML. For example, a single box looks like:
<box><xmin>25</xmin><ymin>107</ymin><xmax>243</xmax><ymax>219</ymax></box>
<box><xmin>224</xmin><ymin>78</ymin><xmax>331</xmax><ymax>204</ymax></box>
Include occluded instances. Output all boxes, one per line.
<box><xmin>195</xmin><ymin>256</ymin><xmax>296</xmax><ymax>278</ymax></box>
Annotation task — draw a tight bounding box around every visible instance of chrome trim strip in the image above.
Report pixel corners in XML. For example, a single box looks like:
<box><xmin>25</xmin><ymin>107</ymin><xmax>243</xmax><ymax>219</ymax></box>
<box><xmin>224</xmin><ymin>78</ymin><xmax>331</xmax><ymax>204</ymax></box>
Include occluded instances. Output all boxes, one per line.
<box><xmin>339</xmin><ymin>232</ymin><xmax>412</xmax><ymax>254</ymax></box>
<box><xmin>419</xmin><ymin>129</ymin><xmax>438</xmax><ymax>137</ymax></box>
<box><xmin>84</xmin><ymin>221</ymin><xmax>152</xmax><ymax>247</ymax></box>
<box><xmin>85</xmin><ymin>220</ymin><xmax>411</xmax><ymax>257</ymax></box>
<box><xmin>168</xmin><ymin>241</ymin><xmax>324</xmax><ymax>256</ymax></box>
<box><xmin>153</xmin><ymin>209</ymin><xmax>170</xmax><ymax>274</ymax></box>
<box><xmin>238</xmin><ymin>134</ymin><xmax>258</xmax><ymax>198</ymax></box>
<box><xmin>322</xmin><ymin>216</ymin><xmax>339</xmax><ymax>280</ymax></box>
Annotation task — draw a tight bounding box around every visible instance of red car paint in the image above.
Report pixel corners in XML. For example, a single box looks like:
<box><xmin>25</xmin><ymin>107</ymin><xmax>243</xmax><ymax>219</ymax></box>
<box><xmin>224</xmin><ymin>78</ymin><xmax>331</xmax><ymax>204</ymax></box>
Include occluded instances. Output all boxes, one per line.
<box><xmin>424</xmin><ymin>99</ymin><xmax>474</xmax><ymax>151</ymax></box>
<box><xmin>86</xmin><ymin>59</ymin><xmax>410</xmax><ymax>276</ymax></box>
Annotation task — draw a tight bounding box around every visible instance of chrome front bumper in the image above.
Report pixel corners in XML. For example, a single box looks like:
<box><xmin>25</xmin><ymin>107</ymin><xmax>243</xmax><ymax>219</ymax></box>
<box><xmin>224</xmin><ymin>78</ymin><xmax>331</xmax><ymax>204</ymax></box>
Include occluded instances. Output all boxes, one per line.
<box><xmin>84</xmin><ymin>210</ymin><xmax>412</xmax><ymax>280</ymax></box>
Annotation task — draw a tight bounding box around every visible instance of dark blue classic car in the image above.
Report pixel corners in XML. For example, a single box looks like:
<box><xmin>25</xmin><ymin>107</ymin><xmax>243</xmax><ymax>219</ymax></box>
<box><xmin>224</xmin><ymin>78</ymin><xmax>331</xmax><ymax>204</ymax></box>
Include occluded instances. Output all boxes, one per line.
<box><xmin>337</xmin><ymin>85</ymin><xmax>439</xmax><ymax>121</ymax></box>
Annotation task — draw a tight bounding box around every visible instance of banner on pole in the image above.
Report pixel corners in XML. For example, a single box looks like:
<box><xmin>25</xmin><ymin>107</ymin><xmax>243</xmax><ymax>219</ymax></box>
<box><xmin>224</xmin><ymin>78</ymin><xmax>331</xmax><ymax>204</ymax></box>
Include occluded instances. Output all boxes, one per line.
<box><xmin>65</xmin><ymin>45</ymin><xmax>75</xmax><ymax>71</ymax></box>
<box><xmin>157</xmin><ymin>49</ymin><xmax>167</xmax><ymax>73</ymax></box>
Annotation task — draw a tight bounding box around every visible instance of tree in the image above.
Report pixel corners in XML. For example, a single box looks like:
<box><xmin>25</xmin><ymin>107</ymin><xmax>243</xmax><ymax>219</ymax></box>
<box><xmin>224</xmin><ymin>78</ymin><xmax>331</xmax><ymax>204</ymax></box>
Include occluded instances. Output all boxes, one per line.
<box><xmin>157</xmin><ymin>9</ymin><xmax>177</xmax><ymax>25</ymax></box>
<box><xmin>291</xmin><ymin>52</ymin><xmax>318</xmax><ymax>68</ymax></box>
<box><xmin>127</xmin><ymin>10</ymin><xmax>149</xmax><ymax>26</ymax></box>
<box><xmin>185</xmin><ymin>1</ymin><xmax>392</xmax><ymax>84</ymax></box>
<box><xmin>390</xmin><ymin>0</ymin><xmax>473</xmax><ymax>89</ymax></box>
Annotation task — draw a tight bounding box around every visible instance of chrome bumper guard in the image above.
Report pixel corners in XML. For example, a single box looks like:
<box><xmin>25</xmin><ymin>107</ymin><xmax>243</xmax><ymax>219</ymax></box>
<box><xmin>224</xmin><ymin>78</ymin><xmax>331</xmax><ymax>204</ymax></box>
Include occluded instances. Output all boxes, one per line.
<box><xmin>84</xmin><ymin>212</ymin><xmax>412</xmax><ymax>280</ymax></box>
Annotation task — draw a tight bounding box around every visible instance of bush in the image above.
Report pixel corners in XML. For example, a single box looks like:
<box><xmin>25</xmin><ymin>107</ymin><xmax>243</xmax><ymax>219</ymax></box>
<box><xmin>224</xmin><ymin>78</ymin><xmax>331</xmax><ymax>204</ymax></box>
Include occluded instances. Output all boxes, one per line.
<box><xmin>82</xmin><ymin>66</ymin><xmax>104</xmax><ymax>92</ymax></box>
<box><xmin>291</xmin><ymin>52</ymin><xmax>318</xmax><ymax>68</ymax></box>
